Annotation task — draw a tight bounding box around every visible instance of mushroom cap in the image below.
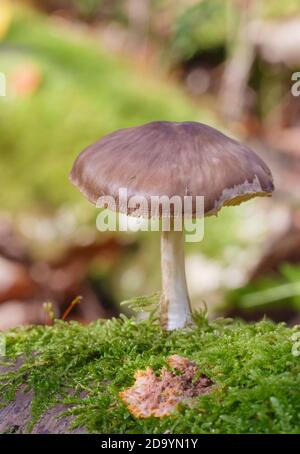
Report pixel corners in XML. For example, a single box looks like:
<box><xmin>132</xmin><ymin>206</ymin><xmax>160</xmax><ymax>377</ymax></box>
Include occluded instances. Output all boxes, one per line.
<box><xmin>70</xmin><ymin>121</ymin><xmax>274</xmax><ymax>217</ymax></box>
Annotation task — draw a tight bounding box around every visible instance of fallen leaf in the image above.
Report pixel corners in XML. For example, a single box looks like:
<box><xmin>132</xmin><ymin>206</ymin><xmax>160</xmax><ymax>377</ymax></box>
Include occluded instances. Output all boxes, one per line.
<box><xmin>120</xmin><ymin>355</ymin><xmax>213</xmax><ymax>418</ymax></box>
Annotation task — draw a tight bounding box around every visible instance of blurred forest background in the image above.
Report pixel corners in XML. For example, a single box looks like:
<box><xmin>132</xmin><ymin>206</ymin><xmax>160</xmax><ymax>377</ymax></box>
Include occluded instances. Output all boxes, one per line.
<box><xmin>1</xmin><ymin>0</ymin><xmax>300</xmax><ymax>330</ymax></box>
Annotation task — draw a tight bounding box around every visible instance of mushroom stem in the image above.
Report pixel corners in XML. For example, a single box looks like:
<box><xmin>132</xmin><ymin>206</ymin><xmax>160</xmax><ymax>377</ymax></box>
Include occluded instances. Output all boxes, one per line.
<box><xmin>160</xmin><ymin>230</ymin><xmax>193</xmax><ymax>330</ymax></box>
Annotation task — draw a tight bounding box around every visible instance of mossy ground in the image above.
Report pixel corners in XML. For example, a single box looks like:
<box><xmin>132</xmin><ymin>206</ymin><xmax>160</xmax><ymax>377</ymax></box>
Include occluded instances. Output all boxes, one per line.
<box><xmin>1</xmin><ymin>309</ymin><xmax>300</xmax><ymax>434</ymax></box>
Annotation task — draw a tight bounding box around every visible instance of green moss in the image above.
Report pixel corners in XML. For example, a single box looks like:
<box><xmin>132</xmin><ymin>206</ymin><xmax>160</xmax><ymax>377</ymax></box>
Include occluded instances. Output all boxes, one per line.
<box><xmin>1</xmin><ymin>307</ymin><xmax>300</xmax><ymax>434</ymax></box>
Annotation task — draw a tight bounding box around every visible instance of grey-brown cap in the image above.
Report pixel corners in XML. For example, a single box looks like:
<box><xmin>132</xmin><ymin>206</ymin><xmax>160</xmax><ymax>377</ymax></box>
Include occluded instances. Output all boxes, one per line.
<box><xmin>70</xmin><ymin>121</ymin><xmax>274</xmax><ymax>217</ymax></box>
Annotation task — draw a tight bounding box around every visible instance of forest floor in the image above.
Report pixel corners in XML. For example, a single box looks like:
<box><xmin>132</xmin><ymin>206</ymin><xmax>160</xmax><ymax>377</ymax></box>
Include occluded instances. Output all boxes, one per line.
<box><xmin>1</xmin><ymin>309</ymin><xmax>300</xmax><ymax>434</ymax></box>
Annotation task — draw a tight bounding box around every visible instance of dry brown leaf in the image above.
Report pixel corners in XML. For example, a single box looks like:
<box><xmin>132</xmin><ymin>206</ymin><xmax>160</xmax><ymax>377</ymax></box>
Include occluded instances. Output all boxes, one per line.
<box><xmin>120</xmin><ymin>355</ymin><xmax>213</xmax><ymax>418</ymax></box>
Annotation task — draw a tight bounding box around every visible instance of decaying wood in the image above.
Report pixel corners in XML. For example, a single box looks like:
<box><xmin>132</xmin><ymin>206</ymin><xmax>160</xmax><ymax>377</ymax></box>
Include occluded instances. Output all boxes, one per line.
<box><xmin>0</xmin><ymin>359</ymin><xmax>86</xmax><ymax>434</ymax></box>
<box><xmin>120</xmin><ymin>355</ymin><xmax>213</xmax><ymax>418</ymax></box>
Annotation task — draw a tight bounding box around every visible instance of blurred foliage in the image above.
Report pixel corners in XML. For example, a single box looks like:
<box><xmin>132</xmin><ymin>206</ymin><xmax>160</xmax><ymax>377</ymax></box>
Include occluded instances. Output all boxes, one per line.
<box><xmin>171</xmin><ymin>0</ymin><xmax>232</xmax><ymax>61</ymax></box>
<box><xmin>0</xmin><ymin>2</ymin><xmax>295</xmax><ymax>318</ymax></box>
<box><xmin>262</xmin><ymin>0</ymin><xmax>300</xmax><ymax>19</ymax></box>
<box><xmin>19</xmin><ymin>1</ymin><xmax>300</xmax><ymax>65</ymax></box>
<box><xmin>31</xmin><ymin>0</ymin><xmax>124</xmax><ymax>22</ymax></box>
<box><xmin>0</xmin><ymin>5</ymin><xmax>251</xmax><ymax>309</ymax></box>
<box><xmin>0</xmin><ymin>6</ymin><xmax>206</xmax><ymax>214</ymax></box>
<box><xmin>70</xmin><ymin>0</ymin><xmax>109</xmax><ymax>20</ymax></box>
<box><xmin>228</xmin><ymin>263</ymin><xmax>300</xmax><ymax>313</ymax></box>
<box><xmin>171</xmin><ymin>0</ymin><xmax>300</xmax><ymax>61</ymax></box>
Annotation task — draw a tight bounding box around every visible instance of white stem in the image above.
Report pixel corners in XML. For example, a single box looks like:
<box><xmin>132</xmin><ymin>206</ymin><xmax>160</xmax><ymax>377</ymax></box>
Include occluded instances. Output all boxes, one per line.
<box><xmin>160</xmin><ymin>230</ymin><xmax>192</xmax><ymax>330</ymax></box>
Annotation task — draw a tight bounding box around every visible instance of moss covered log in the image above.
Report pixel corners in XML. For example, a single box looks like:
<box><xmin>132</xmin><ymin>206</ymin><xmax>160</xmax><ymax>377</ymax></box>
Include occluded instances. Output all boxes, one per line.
<box><xmin>1</xmin><ymin>311</ymin><xmax>300</xmax><ymax>434</ymax></box>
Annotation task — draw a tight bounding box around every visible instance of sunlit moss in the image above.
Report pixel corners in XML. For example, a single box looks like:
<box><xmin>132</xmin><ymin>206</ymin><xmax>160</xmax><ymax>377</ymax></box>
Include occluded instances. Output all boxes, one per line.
<box><xmin>1</xmin><ymin>306</ymin><xmax>300</xmax><ymax>434</ymax></box>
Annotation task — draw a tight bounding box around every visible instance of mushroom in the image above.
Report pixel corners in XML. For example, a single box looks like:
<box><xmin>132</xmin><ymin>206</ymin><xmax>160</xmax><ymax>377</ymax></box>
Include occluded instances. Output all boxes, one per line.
<box><xmin>70</xmin><ymin>121</ymin><xmax>274</xmax><ymax>330</ymax></box>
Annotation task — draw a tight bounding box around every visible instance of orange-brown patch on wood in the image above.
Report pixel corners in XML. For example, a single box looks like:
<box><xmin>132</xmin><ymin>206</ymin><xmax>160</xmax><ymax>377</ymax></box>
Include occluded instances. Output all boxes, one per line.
<box><xmin>119</xmin><ymin>355</ymin><xmax>213</xmax><ymax>418</ymax></box>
